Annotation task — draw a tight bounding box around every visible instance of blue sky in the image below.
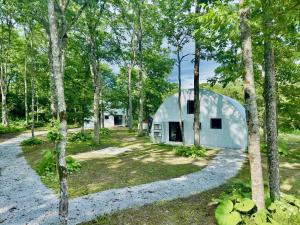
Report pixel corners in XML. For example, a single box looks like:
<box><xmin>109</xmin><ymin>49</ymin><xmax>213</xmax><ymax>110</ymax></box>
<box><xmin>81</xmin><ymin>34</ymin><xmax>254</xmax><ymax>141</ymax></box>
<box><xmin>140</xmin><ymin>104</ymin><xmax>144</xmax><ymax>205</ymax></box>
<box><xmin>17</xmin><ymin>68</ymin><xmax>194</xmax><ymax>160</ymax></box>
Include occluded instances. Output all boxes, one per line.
<box><xmin>168</xmin><ymin>41</ymin><xmax>219</xmax><ymax>89</ymax></box>
<box><xmin>111</xmin><ymin>40</ymin><xmax>219</xmax><ymax>88</ymax></box>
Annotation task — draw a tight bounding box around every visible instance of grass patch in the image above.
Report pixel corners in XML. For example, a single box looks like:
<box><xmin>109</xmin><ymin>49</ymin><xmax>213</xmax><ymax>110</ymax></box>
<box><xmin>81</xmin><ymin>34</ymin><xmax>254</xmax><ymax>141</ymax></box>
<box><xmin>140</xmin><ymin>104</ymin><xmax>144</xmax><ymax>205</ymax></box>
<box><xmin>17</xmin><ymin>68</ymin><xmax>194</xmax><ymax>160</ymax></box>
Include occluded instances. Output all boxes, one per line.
<box><xmin>22</xmin><ymin>129</ymin><xmax>216</xmax><ymax>198</ymax></box>
<box><xmin>81</xmin><ymin>132</ymin><xmax>300</xmax><ymax>225</ymax></box>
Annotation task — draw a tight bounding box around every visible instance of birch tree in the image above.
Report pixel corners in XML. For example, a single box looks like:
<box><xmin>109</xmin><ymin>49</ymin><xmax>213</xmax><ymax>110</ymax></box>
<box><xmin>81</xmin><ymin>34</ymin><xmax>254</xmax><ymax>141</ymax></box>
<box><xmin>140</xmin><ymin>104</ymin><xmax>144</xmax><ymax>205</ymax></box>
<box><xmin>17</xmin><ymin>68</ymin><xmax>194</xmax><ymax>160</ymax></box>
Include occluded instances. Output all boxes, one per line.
<box><xmin>0</xmin><ymin>2</ymin><xmax>14</xmax><ymax>127</ymax></box>
<box><xmin>239</xmin><ymin>0</ymin><xmax>265</xmax><ymax>210</ymax></box>
<box><xmin>47</xmin><ymin>0</ymin><xmax>86</xmax><ymax>223</ymax></box>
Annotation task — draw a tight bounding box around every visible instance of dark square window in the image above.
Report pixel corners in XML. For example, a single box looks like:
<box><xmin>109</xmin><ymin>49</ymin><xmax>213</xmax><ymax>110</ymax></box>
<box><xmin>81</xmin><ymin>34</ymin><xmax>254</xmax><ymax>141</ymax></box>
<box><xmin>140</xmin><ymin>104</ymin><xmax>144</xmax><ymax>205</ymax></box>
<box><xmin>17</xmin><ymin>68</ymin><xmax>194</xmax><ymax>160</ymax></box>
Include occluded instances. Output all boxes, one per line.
<box><xmin>210</xmin><ymin>118</ymin><xmax>222</xmax><ymax>129</ymax></box>
<box><xmin>187</xmin><ymin>100</ymin><xmax>194</xmax><ymax>114</ymax></box>
<box><xmin>104</xmin><ymin>115</ymin><xmax>109</xmax><ymax>120</ymax></box>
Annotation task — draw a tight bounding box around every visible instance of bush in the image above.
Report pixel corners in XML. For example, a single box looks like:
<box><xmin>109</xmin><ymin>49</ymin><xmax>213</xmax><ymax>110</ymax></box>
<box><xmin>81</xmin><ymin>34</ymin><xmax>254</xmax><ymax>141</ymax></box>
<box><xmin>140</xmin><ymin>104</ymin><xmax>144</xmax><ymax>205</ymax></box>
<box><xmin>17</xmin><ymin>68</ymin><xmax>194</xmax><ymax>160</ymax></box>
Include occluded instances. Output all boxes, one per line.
<box><xmin>69</xmin><ymin>132</ymin><xmax>92</xmax><ymax>142</ymax></box>
<box><xmin>37</xmin><ymin>149</ymin><xmax>56</xmax><ymax>176</ymax></box>
<box><xmin>0</xmin><ymin>124</ymin><xmax>24</xmax><ymax>134</ymax></box>
<box><xmin>66</xmin><ymin>156</ymin><xmax>81</xmax><ymax>174</ymax></box>
<box><xmin>261</xmin><ymin>142</ymin><xmax>290</xmax><ymax>157</ymax></box>
<box><xmin>214</xmin><ymin>182</ymin><xmax>300</xmax><ymax>225</ymax></box>
<box><xmin>25</xmin><ymin>121</ymin><xmax>46</xmax><ymax>129</ymax></box>
<box><xmin>37</xmin><ymin>149</ymin><xmax>81</xmax><ymax>176</ymax></box>
<box><xmin>100</xmin><ymin>128</ymin><xmax>110</xmax><ymax>136</ymax></box>
<box><xmin>174</xmin><ymin>145</ymin><xmax>206</xmax><ymax>158</ymax></box>
<box><xmin>21</xmin><ymin>137</ymin><xmax>43</xmax><ymax>146</ymax></box>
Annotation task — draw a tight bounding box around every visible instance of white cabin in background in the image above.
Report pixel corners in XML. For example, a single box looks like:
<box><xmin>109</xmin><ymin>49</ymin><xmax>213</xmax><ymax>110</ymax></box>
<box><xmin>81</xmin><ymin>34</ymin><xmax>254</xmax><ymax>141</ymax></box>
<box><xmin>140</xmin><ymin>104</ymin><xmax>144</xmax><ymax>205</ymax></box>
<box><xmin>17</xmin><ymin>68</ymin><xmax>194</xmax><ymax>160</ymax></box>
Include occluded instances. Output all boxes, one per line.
<box><xmin>150</xmin><ymin>89</ymin><xmax>247</xmax><ymax>149</ymax></box>
<box><xmin>85</xmin><ymin>109</ymin><xmax>127</xmax><ymax>129</ymax></box>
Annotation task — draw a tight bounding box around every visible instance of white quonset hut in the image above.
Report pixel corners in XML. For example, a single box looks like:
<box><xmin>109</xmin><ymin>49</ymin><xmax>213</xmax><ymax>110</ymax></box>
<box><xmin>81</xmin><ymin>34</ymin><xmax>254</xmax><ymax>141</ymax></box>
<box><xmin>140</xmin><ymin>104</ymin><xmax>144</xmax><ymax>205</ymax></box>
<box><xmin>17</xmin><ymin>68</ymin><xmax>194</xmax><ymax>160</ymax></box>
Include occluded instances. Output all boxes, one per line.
<box><xmin>85</xmin><ymin>109</ymin><xmax>127</xmax><ymax>129</ymax></box>
<box><xmin>150</xmin><ymin>89</ymin><xmax>247</xmax><ymax>149</ymax></box>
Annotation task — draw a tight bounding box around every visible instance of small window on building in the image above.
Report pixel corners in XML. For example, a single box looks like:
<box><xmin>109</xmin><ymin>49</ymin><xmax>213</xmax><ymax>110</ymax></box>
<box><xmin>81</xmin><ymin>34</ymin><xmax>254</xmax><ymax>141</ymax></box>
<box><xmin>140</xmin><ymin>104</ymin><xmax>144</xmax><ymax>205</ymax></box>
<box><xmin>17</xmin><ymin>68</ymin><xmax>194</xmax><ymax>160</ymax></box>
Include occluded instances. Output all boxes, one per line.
<box><xmin>104</xmin><ymin>115</ymin><xmax>109</xmax><ymax>120</ymax></box>
<box><xmin>187</xmin><ymin>100</ymin><xmax>194</xmax><ymax>114</ymax></box>
<box><xmin>154</xmin><ymin>132</ymin><xmax>161</xmax><ymax>137</ymax></box>
<box><xmin>210</xmin><ymin>118</ymin><xmax>222</xmax><ymax>129</ymax></box>
<box><xmin>154</xmin><ymin>123</ymin><xmax>161</xmax><ymax>130</ymax></box>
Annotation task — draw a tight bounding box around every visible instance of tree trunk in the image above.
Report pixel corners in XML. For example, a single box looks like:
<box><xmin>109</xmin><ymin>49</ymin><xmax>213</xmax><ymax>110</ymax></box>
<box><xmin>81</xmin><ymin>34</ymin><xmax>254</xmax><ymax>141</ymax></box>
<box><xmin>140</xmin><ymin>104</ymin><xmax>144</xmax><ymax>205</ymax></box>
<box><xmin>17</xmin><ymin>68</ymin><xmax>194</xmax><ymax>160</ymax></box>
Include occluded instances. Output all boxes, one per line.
<box><xmin>48</xmin><ymin>0</ymin><xmax>68</xmax><ymax>224</ymax></box>
<box><xmin>262</xmin><ymin>0</ymin><xmax>280</xmax><ymax>201</ymax></box>
<box><xmin>177</xmin><ymin>50</ymin><xmax>184</xmax><ymax>144</ymax></box>
<box><xmin>239</xmin><ymin>0</ymin><xmax>265</xmax><ymax>210</ymax></box>
<box><xmin>0</xmin><ymin>64</ymin><xmax>8</xmax><ymax>127</ymax></box>
<box><xmin>128</xmin><ymin>65</ymin><xmax>133</xmax><ymax>131</ymax></box>
<box><xmin>30</xmin><ymin>26</ymin><xmax>35</xmax><ymax>138</ymax></box>
<box><xmin>36</xmin><ymin>93</ymin><xmax>39</xmax><ymax>123</ymax></box>
<box><xmin>193</xmin><ymin>2</ymin><xmax>201</xmax><ymax>147</ymax></box>
<box><xmin>31</xmin><ymin>67</ymin><xmax>35</xmax><ymax>138</ymax></box>
<box><xmin>137</xmin><ymin>1</ymin><xmax>145</xmax><ymax>135</ymax></box>
<box><xmin>24</xmin><ymin>57</ymin><xmax>28</xmax><ymax>125</ymax></box>
<box><xmin>90</xmin><ymin>59</ymin><xmax>100</xmax><ymax>144</ymax></box>
<box><xmin>48</xmin><ymin>37</ymin><xmax>58</xmax><ymax>118</ymax></box>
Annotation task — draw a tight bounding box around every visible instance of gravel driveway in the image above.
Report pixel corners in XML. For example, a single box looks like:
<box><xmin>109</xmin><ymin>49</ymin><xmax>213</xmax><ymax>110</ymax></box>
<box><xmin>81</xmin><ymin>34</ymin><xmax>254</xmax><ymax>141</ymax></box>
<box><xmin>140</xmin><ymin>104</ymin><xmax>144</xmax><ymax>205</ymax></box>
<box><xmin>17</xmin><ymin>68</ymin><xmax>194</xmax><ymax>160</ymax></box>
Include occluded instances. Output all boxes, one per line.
<box><xmin>0</xmin><ymin>132</ymin><xmax>246</xmax><ymax>225</ymax></box>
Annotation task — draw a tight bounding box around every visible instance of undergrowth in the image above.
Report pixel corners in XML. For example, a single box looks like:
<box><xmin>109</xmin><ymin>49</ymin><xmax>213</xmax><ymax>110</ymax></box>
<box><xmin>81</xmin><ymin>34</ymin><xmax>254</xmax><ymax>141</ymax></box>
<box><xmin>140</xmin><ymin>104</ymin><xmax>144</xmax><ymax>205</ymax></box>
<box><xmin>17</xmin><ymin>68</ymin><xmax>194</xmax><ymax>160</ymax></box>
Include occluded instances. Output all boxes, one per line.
<box><xmin>174</xmin><ymin>145</ymin><xmax>206</xmax><ymax>158</ymax></box>
<box><xmin>214</xmin><ymin>181</ymin><xmax>300</xmax><ymax>225</ymax></box>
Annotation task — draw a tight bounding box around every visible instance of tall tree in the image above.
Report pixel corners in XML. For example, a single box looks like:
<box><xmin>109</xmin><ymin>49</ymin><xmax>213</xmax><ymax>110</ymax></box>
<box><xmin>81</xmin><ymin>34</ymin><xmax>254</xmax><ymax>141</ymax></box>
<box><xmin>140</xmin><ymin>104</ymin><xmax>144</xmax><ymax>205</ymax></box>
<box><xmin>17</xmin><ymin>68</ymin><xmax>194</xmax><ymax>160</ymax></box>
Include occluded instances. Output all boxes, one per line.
<box><xmin>239</xmin><ymin>0</ymin><xmax>265</xmax><ymax>210</ymax></box>
<box><xmin>160</xmin><ymin>0</ymin><xmax>192</xmax><ymax>144</ymax></box>
<box><xmin>47</xmin><ymin>0</ymin><xmax>68</xmax><ymax>223</ymax></box>
<box><xmin>137</xmin><ymin>0</ymin><xmax>145</xmax><ymax>135</ymax></box>
<box><xmin>84</xmin><ymin>1</ymin><xmax>104</xmax><ymax>144</ymax></box>
<box><xmin>0</xmin><ymin>1</ymin><xmax>14</xmax><ymax>126</ymax></box>
<box><xmin>193</xmin><ymin>0</ymin><xmax>201</xmax><ymax>146</ymax></box>
<box><xmin>261</xmin><ymin>0</ymin><xmax>280</xmax><ymax>201</ymax></box>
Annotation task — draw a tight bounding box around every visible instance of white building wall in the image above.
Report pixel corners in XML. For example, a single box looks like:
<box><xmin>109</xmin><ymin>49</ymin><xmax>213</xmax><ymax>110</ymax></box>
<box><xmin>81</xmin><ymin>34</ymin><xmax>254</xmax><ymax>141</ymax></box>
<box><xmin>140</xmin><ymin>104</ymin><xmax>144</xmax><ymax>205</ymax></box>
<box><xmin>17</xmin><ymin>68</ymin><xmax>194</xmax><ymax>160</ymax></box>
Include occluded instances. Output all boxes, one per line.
<box><xmin>84</xmin><ymin>109</ymin><xmax>127</xmax><ymax>129</ymax></box>
<box><xmin>151</xmin><ymin>89</ymin><xmax>247</xmax><ymax>149</ymax></box>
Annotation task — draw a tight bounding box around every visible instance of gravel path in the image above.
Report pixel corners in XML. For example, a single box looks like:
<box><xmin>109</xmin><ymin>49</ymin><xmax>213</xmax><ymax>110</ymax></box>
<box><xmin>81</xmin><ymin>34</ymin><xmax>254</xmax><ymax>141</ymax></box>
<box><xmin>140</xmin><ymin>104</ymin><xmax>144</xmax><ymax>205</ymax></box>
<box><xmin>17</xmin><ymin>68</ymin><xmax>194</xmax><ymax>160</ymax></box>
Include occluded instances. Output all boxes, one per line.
<box><xmin>0</xmin><ymin>133</ymin><xmax>246</xmax><ymax>225</ymax></box>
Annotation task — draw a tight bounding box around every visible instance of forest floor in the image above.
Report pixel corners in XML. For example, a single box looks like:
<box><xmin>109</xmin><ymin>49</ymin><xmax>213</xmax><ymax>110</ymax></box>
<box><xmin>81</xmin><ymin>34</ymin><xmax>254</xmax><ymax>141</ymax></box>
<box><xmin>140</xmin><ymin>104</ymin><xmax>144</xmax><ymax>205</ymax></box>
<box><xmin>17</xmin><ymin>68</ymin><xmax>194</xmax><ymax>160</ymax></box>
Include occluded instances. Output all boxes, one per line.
<box><xmin>81</xmin><ymin>131</ymin><xmax>300</xmax><ymax>225</ymax></box>
<box><xmin>21</xmin><ymin>129</ymin><xmax>217</xmax><ymax>198</ymax></box>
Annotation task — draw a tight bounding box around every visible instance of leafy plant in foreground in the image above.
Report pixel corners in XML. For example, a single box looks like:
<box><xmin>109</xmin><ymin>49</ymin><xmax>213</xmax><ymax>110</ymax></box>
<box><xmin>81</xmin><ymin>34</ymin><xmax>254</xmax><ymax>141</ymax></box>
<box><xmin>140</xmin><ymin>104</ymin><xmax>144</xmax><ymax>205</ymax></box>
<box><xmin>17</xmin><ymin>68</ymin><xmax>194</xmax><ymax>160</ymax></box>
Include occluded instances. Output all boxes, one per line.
<box><xmin>214</xmin><ymin>182</ymin><xmax>300</xmax><ymax>225</ymax></box>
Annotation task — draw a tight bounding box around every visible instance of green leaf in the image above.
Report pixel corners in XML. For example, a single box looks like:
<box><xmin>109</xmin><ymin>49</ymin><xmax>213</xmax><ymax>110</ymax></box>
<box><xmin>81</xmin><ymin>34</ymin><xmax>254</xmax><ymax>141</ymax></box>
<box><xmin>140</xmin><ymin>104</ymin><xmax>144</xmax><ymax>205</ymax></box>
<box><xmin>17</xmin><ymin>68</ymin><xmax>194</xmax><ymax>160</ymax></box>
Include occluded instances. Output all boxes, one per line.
<box><xmin>216</xmin><ymin>200</ymin><xmax>234</xmax><ymax>215</ymax></box>
<box><xmin>234</xmin><ymin>198</ymin><xmax>255</xmax><ymax>212</ymax></box>
<box><xmin>252</xmin><ymin>210</ymin><xmax>267</xmax><ymax>224</ymax></box>
<box><xmin>215</xmin><ymin>200</ymin><xmax>242</xmax><ymax>225</ymax></box>
<box><xmin>216</xmin><ymin>211</ymin><xmax>242</xmax><ymax>225</ymax></box>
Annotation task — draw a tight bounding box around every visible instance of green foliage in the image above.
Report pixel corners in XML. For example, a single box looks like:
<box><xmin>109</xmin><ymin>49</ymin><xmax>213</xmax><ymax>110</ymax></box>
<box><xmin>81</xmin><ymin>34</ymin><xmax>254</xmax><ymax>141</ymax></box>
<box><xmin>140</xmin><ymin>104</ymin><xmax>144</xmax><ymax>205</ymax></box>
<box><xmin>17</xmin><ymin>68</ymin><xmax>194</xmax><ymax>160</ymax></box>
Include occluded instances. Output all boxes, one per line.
<box><xmin>37</xmin><ymin>149</ymin><xmax>57</xmax><ymax>176</ymax></box>
<box><xmin>261</xmin><ymin>142</ymin><xmax>290</xmax><ymax>157</ymax></box>
<box><xmin>174</xmin><ymin>145</ymin><xmax>206</xmax><ymax>158</ymax></box>
<box><xmin>69</xmin><ymin>132</ymin><xmax>92</xmax><ymax>142</ymax></box>
<box><xmin>99</xmin><ymin>128</ymin><xmax>110</xmax><ymax>136</ymax></box>
<box><xmin>47</xmin><ymin>120</ymin><xmax>63</xmax><ymax>142</ymax></box>
<box><xmin>21</xmin><ymin>137</ymin><xmax>43</xmax><ymax>146</ymax></box>
<box><xmin>0</xmin><ymin>124</ymin><xmax>25</xmax><ymax>134</ymax></box>
<box><xmin>66</xmin><ymin>156</ymin><xmax>81</xmax><ymax>174</ymax></box>
<box><xmin>214</xmin><ymin>182</ymin><xmax>300</xmax><ymax>225</ymax></box>
<box><xmin>36</xmin><ymin>149</ymin><xmax>81</xmax><ymax>176</ymax></box>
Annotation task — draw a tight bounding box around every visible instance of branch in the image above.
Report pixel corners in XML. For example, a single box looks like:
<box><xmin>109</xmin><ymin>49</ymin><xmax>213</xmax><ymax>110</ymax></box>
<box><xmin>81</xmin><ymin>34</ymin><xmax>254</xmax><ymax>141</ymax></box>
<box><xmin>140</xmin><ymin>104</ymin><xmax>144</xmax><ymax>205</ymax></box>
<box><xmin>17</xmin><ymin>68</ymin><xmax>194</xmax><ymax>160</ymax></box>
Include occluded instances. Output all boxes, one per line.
<box><xmin>62</xmin><ymin>2</ymin><xmax>87</xmax><ymax>37</ymax></box>
<box><xmin>180</xmin><ymin>53</ymin><xmax>193</xmax><ymax>62</ymax></box>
